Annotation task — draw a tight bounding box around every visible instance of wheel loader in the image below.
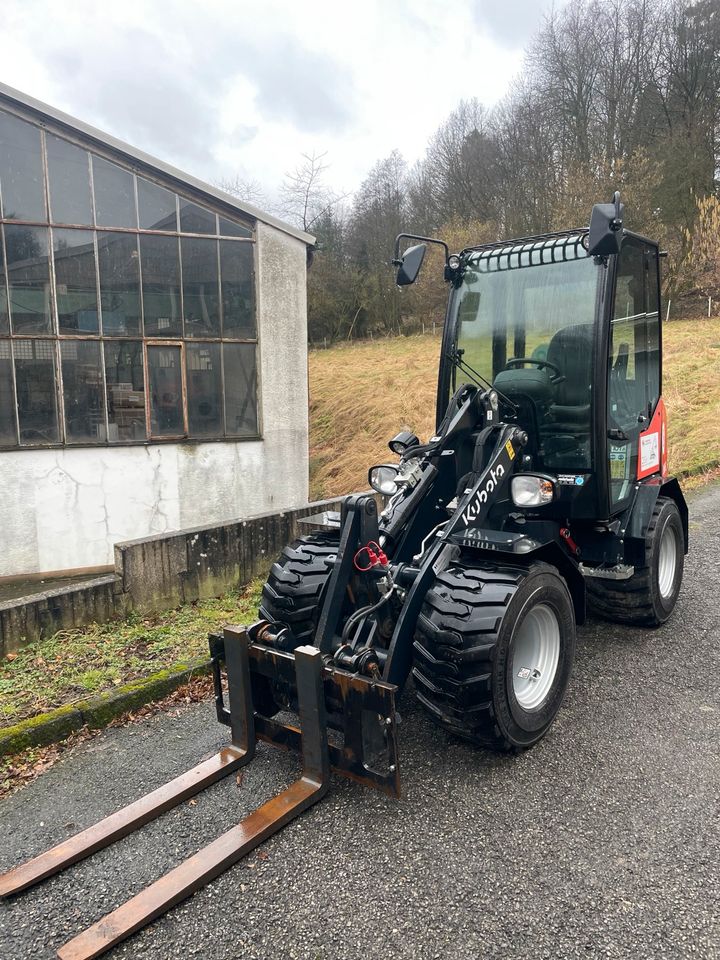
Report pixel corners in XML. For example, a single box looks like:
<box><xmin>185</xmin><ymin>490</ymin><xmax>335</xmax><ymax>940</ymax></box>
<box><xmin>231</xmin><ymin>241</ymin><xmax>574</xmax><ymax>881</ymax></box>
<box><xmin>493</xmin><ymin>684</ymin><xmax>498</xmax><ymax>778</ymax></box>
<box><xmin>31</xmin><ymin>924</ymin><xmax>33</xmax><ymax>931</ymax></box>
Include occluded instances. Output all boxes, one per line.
<box><xmin>0</xmin><ymin>194</ymin><xmax>688</xmax><ymax>959</ymax></box>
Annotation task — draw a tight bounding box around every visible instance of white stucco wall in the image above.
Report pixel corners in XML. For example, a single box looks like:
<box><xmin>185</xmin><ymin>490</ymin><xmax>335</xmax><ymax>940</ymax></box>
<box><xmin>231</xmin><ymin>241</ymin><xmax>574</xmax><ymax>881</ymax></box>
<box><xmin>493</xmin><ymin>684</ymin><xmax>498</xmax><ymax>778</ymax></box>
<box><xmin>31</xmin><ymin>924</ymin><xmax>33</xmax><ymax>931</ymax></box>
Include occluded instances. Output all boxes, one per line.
<box><xmin>0</xmin><ymin>221</ymin><xmax>310</xmax><ymax>578</ymax></box>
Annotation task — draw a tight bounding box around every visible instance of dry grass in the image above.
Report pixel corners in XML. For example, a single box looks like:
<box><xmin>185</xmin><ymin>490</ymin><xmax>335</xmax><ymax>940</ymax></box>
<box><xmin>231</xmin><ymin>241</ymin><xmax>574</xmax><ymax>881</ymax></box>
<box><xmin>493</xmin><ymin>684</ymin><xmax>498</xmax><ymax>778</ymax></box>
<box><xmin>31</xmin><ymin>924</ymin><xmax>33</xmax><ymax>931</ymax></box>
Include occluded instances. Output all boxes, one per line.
<box><xmin>309</xmin><ymin>319</ymin><xmax>720</xmax><ymax>498</ymax></box>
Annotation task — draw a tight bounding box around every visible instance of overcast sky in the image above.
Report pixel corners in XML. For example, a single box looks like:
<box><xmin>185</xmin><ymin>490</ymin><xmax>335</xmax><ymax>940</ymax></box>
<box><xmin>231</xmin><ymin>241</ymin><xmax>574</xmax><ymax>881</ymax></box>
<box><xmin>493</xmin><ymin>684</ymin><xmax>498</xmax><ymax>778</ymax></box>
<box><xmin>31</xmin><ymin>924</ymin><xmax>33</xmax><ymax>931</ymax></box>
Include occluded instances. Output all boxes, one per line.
<box><xmin>2</xmin><ymin>0</ymin><xmax>565</xmax><ymax>204</ymax></box>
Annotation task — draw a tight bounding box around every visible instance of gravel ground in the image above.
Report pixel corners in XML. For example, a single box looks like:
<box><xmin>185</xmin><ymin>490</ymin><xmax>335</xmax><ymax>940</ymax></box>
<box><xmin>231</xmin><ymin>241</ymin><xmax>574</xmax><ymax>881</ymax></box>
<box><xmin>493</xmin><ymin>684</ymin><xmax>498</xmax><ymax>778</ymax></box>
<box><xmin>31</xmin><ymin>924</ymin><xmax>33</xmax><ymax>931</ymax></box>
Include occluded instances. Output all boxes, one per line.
<box><xmin>1</xmin><ymin>484</ymin><xmax>719</xmax><ymax>960</ymax></box>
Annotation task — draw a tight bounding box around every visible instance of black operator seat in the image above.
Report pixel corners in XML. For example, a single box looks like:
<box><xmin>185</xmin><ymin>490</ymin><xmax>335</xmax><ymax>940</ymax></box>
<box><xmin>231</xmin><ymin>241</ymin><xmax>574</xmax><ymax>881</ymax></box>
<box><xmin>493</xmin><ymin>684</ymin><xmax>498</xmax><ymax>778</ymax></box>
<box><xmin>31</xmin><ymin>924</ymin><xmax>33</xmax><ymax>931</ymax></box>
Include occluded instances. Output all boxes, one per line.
<box><xmin>545</xmin><ymin>323</ymin><xmax>593</xmax><ymax>432</ymax></box>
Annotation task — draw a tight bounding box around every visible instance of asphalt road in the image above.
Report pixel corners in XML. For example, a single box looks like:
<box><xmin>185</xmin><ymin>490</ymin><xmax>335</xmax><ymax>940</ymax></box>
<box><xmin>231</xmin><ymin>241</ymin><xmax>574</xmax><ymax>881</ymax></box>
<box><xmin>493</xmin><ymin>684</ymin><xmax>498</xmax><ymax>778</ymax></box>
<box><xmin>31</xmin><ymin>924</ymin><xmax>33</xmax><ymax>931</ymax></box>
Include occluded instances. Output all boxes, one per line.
<box><xmin>1</xmin><ymin>484</ymin><xmax>719</xmax><ymax>960</ymax></box>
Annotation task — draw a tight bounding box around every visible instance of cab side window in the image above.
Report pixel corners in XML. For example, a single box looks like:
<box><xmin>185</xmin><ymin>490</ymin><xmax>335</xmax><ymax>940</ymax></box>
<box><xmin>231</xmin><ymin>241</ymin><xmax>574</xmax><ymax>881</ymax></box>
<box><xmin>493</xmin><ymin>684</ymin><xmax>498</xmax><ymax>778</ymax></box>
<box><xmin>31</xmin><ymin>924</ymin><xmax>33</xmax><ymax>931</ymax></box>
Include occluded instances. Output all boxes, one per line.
<box><xmin>608</xmin><ymin>238</ymin><xmax>661</xmax><ymax>508</ymax></box>
<box><xmin>609</xmin><ymin>239</ymin><xmax>660</xmax><ymax>432</ymax></box>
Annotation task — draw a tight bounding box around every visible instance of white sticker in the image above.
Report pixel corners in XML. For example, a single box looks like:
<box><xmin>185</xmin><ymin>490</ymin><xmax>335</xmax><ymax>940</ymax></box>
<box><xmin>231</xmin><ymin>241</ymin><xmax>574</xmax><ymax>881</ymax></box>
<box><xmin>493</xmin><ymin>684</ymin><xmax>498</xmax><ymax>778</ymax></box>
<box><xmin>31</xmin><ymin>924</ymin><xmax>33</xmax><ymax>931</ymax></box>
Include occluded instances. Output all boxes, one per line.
<box><xmin>640</xmin><ymin>432</ymin><xmax>659</xmax><ymax>473</ymax></box>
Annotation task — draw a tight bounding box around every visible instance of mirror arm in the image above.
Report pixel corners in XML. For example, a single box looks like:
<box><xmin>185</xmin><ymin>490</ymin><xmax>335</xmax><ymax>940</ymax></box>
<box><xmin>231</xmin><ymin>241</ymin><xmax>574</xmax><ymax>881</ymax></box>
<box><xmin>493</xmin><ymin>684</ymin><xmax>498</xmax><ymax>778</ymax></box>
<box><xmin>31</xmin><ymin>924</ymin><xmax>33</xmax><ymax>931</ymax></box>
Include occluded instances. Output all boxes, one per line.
<box><xmin>393</xmin><ymin>233</ymin><xmax>449</xmax><ymax>266</ymax></box>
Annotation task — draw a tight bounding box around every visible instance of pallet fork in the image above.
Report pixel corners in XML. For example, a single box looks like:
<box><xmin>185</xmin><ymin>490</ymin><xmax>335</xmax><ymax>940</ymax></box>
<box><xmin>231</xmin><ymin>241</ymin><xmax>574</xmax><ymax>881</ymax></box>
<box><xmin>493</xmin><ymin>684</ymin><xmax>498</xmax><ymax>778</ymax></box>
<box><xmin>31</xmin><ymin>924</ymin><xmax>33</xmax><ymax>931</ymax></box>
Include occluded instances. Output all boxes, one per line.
<box><xmin>0</xmin><ymin>626</ymin><xmax>400</xmax><ymax>960</ymax></box>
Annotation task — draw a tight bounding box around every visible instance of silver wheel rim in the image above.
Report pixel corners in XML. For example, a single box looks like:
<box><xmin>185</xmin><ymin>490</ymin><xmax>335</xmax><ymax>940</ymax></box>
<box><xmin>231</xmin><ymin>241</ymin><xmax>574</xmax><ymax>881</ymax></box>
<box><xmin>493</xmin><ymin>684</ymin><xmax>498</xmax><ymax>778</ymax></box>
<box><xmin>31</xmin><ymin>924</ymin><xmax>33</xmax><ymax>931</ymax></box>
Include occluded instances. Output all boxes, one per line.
<box><xmin>658</xmin><ymin>523</ymin><xmax>678</xmax><ymax>600</ymax></box>
<box><xmin>512</xmin><ymin>603</ymin><xmax>561</xmax><ymax>712</ymax></box>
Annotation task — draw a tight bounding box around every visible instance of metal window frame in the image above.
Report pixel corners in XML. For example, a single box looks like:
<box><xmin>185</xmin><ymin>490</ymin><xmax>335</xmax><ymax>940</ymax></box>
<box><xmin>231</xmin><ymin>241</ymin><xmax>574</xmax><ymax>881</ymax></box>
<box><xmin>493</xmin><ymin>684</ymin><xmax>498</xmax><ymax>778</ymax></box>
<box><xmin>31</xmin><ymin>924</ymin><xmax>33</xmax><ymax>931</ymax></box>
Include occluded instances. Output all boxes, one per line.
<box><xmin>0</xmin><ymin>104</ymin><xmax>262</xmax><ymax>453</ymax></box>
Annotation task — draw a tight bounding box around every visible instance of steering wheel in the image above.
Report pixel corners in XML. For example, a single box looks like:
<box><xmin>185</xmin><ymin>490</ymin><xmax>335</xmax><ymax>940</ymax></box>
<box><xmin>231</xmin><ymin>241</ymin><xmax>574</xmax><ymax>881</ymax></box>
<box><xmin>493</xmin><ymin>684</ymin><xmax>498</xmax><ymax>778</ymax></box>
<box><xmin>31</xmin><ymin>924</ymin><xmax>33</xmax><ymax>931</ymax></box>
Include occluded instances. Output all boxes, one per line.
<box><xmin>504</xmin><ymin>357</ymin><xmax>564</xmax><ymax>383</ymax></box>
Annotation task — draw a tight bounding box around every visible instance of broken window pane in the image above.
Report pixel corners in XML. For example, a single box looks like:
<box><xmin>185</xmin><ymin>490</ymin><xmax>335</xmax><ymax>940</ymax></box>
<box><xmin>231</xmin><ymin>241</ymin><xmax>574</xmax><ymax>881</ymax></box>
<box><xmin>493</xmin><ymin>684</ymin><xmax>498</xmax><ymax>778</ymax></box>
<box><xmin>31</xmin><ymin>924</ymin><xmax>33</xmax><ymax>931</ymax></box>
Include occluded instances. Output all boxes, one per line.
<box><xmin>179</xmin><ymin>199</ymin><xmax>216</xmax><ymax>235</ymax></box>
<box><xmin>61</xmin><ymin>339</ymin><xmax>106</xmax><ymax>443</ymax></box>
<box><xmin>137</xmin><ymin>177</ymin><xmax>177</xmax><ymax>231</ymax></box>
<box><xmin>46</xmin><ymin>134</ymin><xmax>93</xmax><ymax>226</ymax></box>
<box><xmin>14</xmin><ymin>338</ymin><xmax>59</xmax><ymax>444</ymax></box>
<box><xmin>0</xmin><ymin>110</ymin><xmax>46</xmax><ymax>221</ymax></box>
<box><xmin>0</xmin><ymin>339</ymin><xmax>16</xmax><ymax>445</ymax></box>
<box><xmin>93</xmin><ymin>156</ymin><xmax>137</xmax><ymax>228</ymax></box>
<box><xmin>182</xmin><ymin>237</ymin><xmax>220</xmax><ymax>338</ymax></box>
<box><xmin>220</xmin><ymin>241</ymin><xmax>255</xmax><ymax>338</ymax></box>
<box><xmin>148</xmin><ymin>343</ymin><xmax>184</xmax><ymax>436</ymax></box>
<box><xmin>141</xmin><ymin>234</ymin><xmax>182</xmax><ymax>337</ymax></box>
<box><xmin>186</xmin><ymin>342</ymin><xmax>222</xmax><ymax>436</ymax></box>
<box><xmin>223</xmin><ymin>342</ymin><xmax>257</xmax><ymax>436</ymax></box>
<box><xmin>53</xmin><ymin>228</ymin><xmax>99</xmax><ymax>334</ymax></box>
<box><xmin>98</xmin><ymin>231</ymin><xmax>142</xmax><ymax>336</ymax></box>
<box><xmin>4</xmin><ymin>224</ymin><xmax>52</xmax><ymax>335</ymax></box>
<box><xmin>104</xmin><ymin>340</ymin><xmax>146</xmax><ymax>441</ymax></box>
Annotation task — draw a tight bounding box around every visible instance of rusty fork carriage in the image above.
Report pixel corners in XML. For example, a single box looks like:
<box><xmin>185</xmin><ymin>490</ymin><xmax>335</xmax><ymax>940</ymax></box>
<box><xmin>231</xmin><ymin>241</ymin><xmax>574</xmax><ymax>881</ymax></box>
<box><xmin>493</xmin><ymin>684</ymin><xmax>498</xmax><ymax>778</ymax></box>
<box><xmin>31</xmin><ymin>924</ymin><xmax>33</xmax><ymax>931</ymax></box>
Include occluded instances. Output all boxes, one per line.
<box><xmin>0</xmin><ymin>625</ymin><xmax>400</xmax><ymax>960</ymax></box>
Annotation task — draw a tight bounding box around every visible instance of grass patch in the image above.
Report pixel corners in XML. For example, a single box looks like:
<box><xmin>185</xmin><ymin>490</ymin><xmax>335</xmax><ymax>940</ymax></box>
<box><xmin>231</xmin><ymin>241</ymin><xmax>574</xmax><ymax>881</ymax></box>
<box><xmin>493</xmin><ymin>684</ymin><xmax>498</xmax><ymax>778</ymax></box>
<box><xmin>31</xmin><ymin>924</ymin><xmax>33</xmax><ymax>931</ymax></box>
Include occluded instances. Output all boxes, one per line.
<box><xmin>0</xmin><ymin>578</ymin><xmax>264</xmax><ymax>729</ymax></box>
<box><xmin>308</xmin><ymin>319</ymin><xmax>720</xmax><ymax>498</ymax></box>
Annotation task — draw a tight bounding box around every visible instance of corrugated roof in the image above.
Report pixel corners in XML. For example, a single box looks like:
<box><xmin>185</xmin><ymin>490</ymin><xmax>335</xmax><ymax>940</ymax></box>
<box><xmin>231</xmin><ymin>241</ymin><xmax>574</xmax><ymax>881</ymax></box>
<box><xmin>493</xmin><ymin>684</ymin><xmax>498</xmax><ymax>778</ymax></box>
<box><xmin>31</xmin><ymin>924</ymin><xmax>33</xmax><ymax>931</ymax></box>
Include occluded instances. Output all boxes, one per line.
<box><xmin>0</xmin><ymin>80</ymin><xmax>315</xmax><ymax>247</ymax></box>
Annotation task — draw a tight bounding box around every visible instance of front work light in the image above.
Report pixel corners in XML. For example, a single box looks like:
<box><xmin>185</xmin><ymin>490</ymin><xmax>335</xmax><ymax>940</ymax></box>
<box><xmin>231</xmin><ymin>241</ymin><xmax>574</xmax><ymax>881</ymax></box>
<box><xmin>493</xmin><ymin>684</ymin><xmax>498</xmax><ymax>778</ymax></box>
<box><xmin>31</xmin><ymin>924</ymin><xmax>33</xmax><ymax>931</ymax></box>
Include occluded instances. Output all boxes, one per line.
<box><xmin>511</xmin><ymin>475</ymin><xmax>555</xmax><ymax>507</ymax></box>
<box><xmin>369</xmin><ymin>464</ymin><xmax>400</xmax><ymax>496</ymax></box>
<box><xmin>388</xmin><ymin>430</ymin><xmax>419</xmax><ymax>455</ymax></box>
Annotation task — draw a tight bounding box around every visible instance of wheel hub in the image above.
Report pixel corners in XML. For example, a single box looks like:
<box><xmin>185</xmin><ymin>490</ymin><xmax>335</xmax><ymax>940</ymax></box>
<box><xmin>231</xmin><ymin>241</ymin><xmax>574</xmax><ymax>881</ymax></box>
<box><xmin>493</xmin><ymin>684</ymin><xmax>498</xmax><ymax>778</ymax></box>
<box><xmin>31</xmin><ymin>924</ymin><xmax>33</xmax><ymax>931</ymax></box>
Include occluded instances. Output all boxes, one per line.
<box><xmin>658</xmin><ymin>523</ymin><xmax>678</xmax><ymax>600</ymax></box>
<box><xmin>512</xmin><ymin>603</ymin><xmax>561</xmax><ymax>711</ymax></box>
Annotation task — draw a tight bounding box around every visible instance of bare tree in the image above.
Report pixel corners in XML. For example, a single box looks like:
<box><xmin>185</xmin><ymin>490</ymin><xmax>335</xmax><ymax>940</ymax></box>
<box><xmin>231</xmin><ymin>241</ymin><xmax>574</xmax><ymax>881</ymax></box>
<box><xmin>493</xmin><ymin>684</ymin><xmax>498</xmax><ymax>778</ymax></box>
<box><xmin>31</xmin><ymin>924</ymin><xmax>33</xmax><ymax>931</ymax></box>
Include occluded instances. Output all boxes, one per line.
<box><xmin>279</xmin><ymin>150</ymin><xmax>347</xmax><ymax>233</ymax></box>
<box><xmin>216</xmin><ymin>173</ymin><xmax>268</xmax><ymax>208</ymax></box>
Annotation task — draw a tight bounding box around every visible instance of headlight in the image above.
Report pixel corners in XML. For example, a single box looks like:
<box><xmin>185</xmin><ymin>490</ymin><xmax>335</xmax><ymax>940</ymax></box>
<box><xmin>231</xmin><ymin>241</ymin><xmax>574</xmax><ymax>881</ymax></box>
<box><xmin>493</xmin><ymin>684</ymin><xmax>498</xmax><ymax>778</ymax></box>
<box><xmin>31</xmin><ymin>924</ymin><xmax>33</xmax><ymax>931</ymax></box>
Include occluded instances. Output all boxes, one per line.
<box><xmin>511</xmin><ymin>475</ymin><xmax>554</xmax><ymax>507</ymax></box>
<box><xmin>369</xmin><ymin>464</ymin><xmax>399</xmax><ymax>496</ymax></box>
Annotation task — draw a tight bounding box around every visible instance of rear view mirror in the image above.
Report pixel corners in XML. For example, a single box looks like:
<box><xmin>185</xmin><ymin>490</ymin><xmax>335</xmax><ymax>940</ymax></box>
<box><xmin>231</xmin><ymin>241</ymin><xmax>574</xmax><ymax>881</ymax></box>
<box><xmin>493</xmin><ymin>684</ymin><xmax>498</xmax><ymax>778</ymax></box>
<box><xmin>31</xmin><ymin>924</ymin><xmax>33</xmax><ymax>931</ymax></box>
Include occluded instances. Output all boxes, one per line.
<box><xmin>395</xmin><ymin>243</ymin><xmax>426</xmax><ymax>286</ymax></box>
<box><xmin>587</xmin><ymin>191</ymin><xmax>624</xmax><ymax>257</ymax></box>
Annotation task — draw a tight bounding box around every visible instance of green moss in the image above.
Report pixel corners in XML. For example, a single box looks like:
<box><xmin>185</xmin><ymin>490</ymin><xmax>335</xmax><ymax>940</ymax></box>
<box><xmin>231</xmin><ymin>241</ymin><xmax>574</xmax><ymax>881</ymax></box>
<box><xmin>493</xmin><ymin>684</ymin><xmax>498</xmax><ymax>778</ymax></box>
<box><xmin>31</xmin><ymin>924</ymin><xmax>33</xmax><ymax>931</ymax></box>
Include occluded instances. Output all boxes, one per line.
<box><xmin>0</xmin><ymin>703</ymin><xmax>83</xmax><ymax>756</ymax></box>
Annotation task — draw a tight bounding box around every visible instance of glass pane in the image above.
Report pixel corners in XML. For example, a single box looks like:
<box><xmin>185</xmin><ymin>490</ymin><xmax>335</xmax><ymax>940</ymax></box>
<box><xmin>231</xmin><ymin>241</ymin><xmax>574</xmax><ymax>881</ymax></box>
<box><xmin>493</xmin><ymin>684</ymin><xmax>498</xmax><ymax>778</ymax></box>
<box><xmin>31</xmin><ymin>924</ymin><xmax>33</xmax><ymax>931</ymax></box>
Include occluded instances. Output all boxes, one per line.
<box><xmin>60</xmin><ymin>340</ymin><xmax>106</xmax><ymax>443</ymax></box>
<box><xmin>455</xmin><ymin>247</ymin><xmax>598</xmax><ymax>472</ymax></box>
<box><xmin>137</xmin><ymin>177</ymin><xmax>177</xmax><ymax>230</ymax></box>
<box><xmin>98</xmin><ymin>232</ymin><xmax>141</xmax><ymax>335</ymax></box>
<box><xmin>4</xmin><ymin>224</ymin><xmax>52</xmax><ymax>334</ymax></box>
<box><xmin>0</xmin><ymin>339</ymin><xmax>16</xmax><ymax>445</ymax></box>
<box><xmin>53</xmin><ymin>228</ymin><xmax>99</xmax><ymax>334</ymax></box>
<box><xmin>140</xmin><ymin>234</ymin><xmax>182</xmax><ymax>337</ymax></box>
<box><xmin>148</xmin><ymin>344</ymin><xmax>184</xmax><ymax>436</ymax></box>
<box><xmin>182</xmin><ymin>237</ymin><xmax>220</xmax><ymax>337</ymax></box>
<box><xmin>46</xmin><ymin>134</ymin><xmax>92</xmax><ymax>225</ymax></box>
<box><xmin>92</xmin><ymin>156</ymin><xmax>136</xmax><ymax>228</ymax></box>
<box><xmin>186</xmin><ymin>342</ymin><xmax>222</xmax><ymax>436</ymax></box>
<box><xmin>0</xmin><ymin>228</ymin><xmax>8</xmax><ymax>335</ymax></box>
<box><xmin>105</xmin><ymin>340</ymin><xmax>146</xmax><ymax>441</ymax></box>
<box><xmin>223</xmin><ymin>342</ymin><xmax>257</xmax><ymax>436</ymax></box>
<box><xmin>0</xmin><ymin>110</ymin><xmax>46</xmax><ymax>221</ymax></box>
<box><xmin>218</xmin><ymin>215</ymin><xmax>252</xmax><ymax>239</ymax></box>
<box><xmin>220</xmin><ymin>241</ymin><xmax>255</xmax><ymax>338</ymax></box>
<box><xmin>14</xmin><ymin>338</ymin><xmax>59</xmax><ymax>444</ymax></box>
<box><xmin>179</xmin><ymin>199</ymin><xmax>216</xmax><ymax>235</ymax></box>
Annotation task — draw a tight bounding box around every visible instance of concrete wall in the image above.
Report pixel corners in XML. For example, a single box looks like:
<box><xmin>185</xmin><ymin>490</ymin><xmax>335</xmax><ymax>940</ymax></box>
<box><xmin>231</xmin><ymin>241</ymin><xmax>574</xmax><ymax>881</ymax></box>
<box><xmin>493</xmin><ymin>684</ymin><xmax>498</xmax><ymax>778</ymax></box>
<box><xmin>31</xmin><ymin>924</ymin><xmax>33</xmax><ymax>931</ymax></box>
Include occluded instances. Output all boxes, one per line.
<box><xmin>0</xmin><ymin>222</ymin><xmax>310</xmax><ymax>579</ymax></box>
<box><xmin>0</xmin><ymin>496</ymin><xmax>344</xmax><ymax>657</ymax></box>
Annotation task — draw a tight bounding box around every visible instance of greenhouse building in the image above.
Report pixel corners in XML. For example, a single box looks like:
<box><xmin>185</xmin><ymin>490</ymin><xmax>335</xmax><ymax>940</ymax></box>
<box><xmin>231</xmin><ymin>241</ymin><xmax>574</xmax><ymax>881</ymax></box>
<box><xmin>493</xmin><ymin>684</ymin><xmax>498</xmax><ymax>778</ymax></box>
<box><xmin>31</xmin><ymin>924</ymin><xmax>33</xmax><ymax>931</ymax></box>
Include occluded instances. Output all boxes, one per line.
<box><xmin>0</xmin><ymin>82</ymin><xmax>314</xmax><ymax>580</ymax></box>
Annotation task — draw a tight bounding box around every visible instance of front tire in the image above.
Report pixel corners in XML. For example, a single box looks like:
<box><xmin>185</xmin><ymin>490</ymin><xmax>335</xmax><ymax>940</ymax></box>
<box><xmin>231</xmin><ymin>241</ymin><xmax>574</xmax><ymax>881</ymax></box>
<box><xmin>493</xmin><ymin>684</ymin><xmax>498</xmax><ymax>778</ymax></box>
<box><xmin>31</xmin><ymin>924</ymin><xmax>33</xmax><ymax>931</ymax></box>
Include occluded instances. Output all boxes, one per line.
<box><xmin>259</xmin><ymin>533</ymin><xmax>339</xmax><ymax>645</ymax></box>
<box><xmin>413</xmin><ymin>562</ymin><xmax>576</xmax><ymax>751</ymax></box>
<box><xmin>587</xmin><ymin>496</ymin><xmax>684</xmax><ymax>626</ymax></box>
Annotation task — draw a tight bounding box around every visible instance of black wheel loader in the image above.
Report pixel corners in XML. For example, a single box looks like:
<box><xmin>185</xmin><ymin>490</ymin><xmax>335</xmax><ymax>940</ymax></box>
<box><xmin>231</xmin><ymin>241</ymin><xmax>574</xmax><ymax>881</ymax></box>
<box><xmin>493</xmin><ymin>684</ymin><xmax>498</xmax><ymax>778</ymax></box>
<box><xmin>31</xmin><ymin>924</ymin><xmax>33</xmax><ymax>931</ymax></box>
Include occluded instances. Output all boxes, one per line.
<box><xmin>0</xmin><ymin>194</ymin><xmax>688</xmax><ymax>958</ymax></box>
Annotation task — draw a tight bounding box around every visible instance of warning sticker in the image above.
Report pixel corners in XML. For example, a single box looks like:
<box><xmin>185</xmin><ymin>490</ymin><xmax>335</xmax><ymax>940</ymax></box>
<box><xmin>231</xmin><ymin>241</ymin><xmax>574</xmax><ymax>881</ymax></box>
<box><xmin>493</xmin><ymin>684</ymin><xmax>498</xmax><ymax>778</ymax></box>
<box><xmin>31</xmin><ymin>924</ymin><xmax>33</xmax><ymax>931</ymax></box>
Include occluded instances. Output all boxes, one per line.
<box><xmin>505</xmin><ymin>440</ymin><xmax>515</xmax><ymax>460</ymax></box>
<box><xmin>640</xmin><ymin>432</ymin><xmax>659</xmax><ymax>473</ymax></box>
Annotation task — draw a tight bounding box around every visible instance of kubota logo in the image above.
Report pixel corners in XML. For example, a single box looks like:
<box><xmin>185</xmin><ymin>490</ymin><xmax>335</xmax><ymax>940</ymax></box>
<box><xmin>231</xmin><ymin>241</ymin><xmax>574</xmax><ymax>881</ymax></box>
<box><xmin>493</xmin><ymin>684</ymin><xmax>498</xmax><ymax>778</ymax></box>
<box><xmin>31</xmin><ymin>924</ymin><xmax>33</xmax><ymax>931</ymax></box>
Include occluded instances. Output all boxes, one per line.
<box><xmin>461</xmin><ymin>464</ymin><xmax>505</xmax><ymax>525</ymax></box>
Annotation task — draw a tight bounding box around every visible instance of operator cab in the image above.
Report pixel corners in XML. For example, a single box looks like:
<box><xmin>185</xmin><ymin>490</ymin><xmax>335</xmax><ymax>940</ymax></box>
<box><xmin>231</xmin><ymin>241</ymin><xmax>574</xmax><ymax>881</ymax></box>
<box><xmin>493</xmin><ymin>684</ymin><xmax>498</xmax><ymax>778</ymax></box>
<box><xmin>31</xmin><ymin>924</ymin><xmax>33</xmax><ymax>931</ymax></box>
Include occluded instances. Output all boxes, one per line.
<box><xmin>438</xmin><ymin>226</ymin><xmax>663</xmax><ymax>521</ymax></box>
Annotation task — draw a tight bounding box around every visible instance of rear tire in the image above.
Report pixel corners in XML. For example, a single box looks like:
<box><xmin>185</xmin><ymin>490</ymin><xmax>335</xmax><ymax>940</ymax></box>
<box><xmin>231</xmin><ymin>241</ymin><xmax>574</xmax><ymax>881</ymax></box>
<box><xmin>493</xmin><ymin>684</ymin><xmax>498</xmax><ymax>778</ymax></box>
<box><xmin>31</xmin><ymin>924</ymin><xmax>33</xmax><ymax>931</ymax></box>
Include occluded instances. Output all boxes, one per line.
<box><xmin>413</xmin><ymin>562</ymin><xmax>576</xmax><ymax>751</ymax></box>
<box><xmin>586</xmin><ymin>496</ymin><xmax>684</xmax><ymax>626</ymax></box>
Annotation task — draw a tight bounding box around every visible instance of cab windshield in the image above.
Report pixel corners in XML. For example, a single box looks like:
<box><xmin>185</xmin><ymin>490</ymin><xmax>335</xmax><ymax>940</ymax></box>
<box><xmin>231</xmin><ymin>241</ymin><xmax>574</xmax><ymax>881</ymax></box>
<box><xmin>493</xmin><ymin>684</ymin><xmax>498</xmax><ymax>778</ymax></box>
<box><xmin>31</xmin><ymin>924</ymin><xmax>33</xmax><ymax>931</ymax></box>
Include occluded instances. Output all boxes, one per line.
<box><xmin>451</xmin><ymin>236</ymin><xmax>601</xmax><ymax>471</ymax></box>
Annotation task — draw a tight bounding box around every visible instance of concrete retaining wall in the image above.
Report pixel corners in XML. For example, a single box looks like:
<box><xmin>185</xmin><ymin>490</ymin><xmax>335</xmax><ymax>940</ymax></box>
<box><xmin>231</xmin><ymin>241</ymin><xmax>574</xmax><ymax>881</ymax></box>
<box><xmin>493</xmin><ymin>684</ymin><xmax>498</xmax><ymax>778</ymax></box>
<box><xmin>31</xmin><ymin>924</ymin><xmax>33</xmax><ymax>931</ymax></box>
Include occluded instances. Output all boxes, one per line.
<box><xmin>0</xmin><ymin>496</ymin><xmax>343</xmax><ymax>658</ymax></box>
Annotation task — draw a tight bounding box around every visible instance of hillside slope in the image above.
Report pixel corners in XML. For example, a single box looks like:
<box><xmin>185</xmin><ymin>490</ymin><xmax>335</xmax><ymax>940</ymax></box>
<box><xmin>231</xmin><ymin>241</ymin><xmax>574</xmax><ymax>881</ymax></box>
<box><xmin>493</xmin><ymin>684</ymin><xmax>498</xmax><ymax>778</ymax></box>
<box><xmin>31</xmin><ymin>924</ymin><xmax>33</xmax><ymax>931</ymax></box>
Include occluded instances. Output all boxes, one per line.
<box><xmin>308</xmin><ymin>320</ymin><xmax>720</xmax><ymax>499</ymax></box>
